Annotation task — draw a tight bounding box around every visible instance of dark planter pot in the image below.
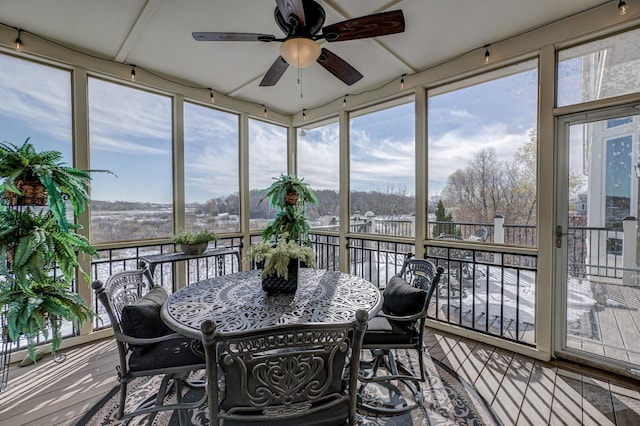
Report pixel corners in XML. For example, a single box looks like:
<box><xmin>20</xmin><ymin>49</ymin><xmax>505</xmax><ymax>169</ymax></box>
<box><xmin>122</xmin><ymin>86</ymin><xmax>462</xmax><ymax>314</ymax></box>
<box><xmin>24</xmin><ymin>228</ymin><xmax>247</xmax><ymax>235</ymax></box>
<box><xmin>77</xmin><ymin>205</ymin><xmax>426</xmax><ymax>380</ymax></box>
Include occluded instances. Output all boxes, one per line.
<box><xmin>179</xmin><ymin>242</ymin><xmax>208</xmax><ymax>255</ymax></box>
<box><xmin>262</xmin><ymin>259</ymin><xmax>298</xmax><ymax>294</ymax></box>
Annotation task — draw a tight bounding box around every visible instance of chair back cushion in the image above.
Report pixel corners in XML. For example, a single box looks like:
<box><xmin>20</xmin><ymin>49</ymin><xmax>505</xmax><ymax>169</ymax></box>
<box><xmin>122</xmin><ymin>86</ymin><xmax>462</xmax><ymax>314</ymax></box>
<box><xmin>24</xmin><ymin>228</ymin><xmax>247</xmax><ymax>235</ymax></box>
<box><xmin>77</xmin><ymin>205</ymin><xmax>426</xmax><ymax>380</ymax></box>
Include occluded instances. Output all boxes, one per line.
<box><xmin>121</xmin><ymin>286</ymin><xmax>173</xmax><ymax>341</ymax></box>
<box><xmin>382</xmin><ymin>275</ymin><xmax>427</xmax><ymax>316</ymax></box>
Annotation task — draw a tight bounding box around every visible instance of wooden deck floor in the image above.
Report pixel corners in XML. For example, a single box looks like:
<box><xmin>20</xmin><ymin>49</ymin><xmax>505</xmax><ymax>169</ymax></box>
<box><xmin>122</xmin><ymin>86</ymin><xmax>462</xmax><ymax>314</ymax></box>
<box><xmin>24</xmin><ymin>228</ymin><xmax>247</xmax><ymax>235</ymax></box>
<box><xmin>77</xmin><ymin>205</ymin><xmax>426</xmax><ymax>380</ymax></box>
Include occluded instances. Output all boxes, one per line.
<box><xmin>1</xmin><ymin>328</ymin><xmax>639</xmax><ymax>426</ymax></box>
<box><xmin>566</xmin><ymin>278</ymin><xmax>640</xmax><ymax>366</ymax></box>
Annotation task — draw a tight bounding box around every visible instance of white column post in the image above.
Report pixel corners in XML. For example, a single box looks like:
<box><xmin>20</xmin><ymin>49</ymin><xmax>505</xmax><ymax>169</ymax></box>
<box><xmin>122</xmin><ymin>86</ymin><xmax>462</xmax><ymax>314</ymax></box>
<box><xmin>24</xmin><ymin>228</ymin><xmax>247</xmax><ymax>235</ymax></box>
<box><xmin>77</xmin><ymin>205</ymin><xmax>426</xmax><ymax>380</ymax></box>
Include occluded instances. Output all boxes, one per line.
<box><xmin>494</xmin><ymin>214</ymin><xmax>505</xmax><ymax>265</ymax></box>
<box><xmin>494</xmin><ymin>214</ymin><xmax>505</xmax><ymax>244</ymax></box>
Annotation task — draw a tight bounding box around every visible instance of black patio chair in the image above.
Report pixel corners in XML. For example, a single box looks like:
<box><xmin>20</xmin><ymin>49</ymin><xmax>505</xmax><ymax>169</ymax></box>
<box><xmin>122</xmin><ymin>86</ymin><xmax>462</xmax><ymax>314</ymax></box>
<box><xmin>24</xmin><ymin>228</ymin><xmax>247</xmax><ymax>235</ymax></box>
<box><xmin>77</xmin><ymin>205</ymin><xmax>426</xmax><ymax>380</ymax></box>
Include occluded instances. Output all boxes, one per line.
<box><xmin>92</xmin><ymin>269</ymin><xmax>206</xmax><ymax>424</ymax></box>
<box><xmin>200</xmin><ymin>309</ymin><xmax>369</xmax><ymax>425</ymax></box>
<box><xmin>435</xmin><ymin>229</ymin><xmax>487</xmax><ymax>288</ymax></box>
<box><xmin>358</xmin><ymin>254</ymin><xmax>444</xmax><ymax>414</ymax></box>
<box><xmin>469</xmin><ymin>227</ymin><xmax>489</xmax><ymax>242</ymax></box>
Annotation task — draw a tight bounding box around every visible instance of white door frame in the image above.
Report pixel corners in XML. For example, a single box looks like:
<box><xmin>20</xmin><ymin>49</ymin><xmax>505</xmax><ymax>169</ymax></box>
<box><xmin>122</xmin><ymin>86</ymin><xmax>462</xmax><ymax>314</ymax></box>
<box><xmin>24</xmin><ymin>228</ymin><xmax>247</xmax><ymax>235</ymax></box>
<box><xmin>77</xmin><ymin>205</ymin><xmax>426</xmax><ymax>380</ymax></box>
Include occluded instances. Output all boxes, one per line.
<box><xmin>555</xmin><ymin>104</ymin><xmax>640</xmax><ymax>377</ymax></box>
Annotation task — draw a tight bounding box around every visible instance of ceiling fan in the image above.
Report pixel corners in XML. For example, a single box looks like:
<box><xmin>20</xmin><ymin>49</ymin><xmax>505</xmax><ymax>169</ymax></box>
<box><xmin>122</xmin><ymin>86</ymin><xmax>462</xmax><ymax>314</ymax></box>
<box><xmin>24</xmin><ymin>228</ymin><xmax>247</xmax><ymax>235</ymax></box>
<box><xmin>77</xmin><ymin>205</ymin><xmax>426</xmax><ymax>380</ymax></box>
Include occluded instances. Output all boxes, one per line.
<box><xmin>192</xmin><ymin>0</ymin><xmax>405</xmax><ymax>87</ymax></box>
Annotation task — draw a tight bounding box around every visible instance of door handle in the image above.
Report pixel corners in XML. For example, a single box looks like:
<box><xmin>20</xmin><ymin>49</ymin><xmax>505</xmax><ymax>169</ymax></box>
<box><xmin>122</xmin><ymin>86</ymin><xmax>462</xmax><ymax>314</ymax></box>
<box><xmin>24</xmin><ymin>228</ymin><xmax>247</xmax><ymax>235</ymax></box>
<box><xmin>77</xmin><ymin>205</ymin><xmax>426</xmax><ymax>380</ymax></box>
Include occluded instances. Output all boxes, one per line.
<box><xmin>556</xmin><ymin>225</ymin><xmax>568</xmax><ymax>248</ymax></box>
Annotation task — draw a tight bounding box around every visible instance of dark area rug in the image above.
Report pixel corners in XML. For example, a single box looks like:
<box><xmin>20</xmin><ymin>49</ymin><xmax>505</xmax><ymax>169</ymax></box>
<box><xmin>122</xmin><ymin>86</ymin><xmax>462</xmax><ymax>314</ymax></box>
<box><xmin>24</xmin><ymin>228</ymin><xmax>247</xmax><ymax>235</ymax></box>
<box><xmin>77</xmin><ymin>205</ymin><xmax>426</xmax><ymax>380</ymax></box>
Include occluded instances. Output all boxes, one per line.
<box><xmin>76</xmin><ymin>352</ymin><xmax>500</xmax><ymax>425</ymax></box>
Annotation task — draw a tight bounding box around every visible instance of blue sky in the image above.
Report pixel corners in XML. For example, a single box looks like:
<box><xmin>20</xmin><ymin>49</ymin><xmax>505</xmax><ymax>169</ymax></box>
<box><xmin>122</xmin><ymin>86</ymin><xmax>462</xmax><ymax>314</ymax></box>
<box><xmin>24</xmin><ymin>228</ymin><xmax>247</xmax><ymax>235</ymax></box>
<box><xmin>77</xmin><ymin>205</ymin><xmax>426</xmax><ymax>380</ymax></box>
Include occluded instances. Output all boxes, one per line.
<box><xmin>2</xmin><ymin>53</ymin><xmax>540</xmax><ymax>203</ymax></box>
<box><xmin>0</xmin><ymin>54</ymin><xmax>71</xmax><ymax>159</ymax></box>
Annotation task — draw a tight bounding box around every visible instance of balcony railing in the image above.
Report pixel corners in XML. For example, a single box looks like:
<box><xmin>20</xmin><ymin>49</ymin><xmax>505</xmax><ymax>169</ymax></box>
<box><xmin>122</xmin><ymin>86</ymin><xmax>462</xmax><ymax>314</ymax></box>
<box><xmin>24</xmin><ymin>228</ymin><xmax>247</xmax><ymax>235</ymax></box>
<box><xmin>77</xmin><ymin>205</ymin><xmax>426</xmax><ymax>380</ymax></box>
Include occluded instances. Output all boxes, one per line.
<box><xmin>91</xmin><ymin>237</ymin><xmax>242</xmax><ymax>330</ymax></box>
<box><xmin>84</xmin><ymin>216</ymin><xmax>634</xmax><ymax>350</ymax></box>
<box><xmin>426</xmin><ymin>242</ymin><xmax>537</xmax><ymax>345</ymax></box>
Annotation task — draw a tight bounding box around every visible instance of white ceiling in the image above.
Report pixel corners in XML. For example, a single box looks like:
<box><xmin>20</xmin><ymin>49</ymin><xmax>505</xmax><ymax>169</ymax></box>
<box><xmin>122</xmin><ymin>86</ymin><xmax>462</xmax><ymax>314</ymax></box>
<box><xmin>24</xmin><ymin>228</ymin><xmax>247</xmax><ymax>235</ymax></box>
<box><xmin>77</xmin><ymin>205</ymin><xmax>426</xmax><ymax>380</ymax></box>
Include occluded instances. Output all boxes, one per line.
<box><xmin>0</xmin><ymin>0</ymin><xmax>608</xmax><ymax>115</ymax></box>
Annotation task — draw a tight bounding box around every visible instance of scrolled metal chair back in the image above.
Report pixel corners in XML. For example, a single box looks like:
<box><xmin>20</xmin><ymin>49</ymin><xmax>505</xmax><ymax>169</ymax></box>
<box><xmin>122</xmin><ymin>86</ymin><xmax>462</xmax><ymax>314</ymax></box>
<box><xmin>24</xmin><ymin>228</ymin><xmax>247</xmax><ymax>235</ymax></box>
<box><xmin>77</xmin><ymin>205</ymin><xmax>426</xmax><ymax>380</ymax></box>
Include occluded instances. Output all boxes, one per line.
<box><xmin>201</xmin><ymin>309</ymin><xmax>368</xmax><ymax>425</ymax></box>
<box><xmin>400</xmin><ymin>255</ymin><xmax>439</xmax><ymax>291</ymax></box>
<box><xmin>94</xmin><ymin>269</ymin><xmax>148</xmax><ymax>329</ymax></box>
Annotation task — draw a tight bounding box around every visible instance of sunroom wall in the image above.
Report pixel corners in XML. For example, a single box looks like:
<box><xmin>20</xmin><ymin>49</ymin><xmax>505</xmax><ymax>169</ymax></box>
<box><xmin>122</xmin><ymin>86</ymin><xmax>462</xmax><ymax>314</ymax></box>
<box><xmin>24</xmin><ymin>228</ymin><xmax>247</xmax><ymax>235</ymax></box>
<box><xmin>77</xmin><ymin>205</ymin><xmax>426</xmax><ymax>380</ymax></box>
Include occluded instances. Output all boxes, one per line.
<box><xmin>0</xmin><ymin>3</ymin><xmax>639</xmax><ymax>361</ymax></box>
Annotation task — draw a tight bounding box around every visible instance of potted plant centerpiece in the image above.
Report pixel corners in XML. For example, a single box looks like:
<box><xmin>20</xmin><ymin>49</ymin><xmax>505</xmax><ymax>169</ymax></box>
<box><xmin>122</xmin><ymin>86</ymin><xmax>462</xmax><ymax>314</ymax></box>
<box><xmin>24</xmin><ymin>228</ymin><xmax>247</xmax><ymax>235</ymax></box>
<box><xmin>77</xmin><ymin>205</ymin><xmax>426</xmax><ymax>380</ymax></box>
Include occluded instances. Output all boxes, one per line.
<box><xmin>0</xmin><ymin>138</ymin><xmax>109</xmax><ymax>361</ymax></box>
<box><xmin>249</xmin><ymin>174</ymin><xmax>318</xmax><ymax>294</ymax></box>
<box><xmin>172</xmin><ymin>229</ymin><xmax>218</xmax><ymax>255</ymax></box>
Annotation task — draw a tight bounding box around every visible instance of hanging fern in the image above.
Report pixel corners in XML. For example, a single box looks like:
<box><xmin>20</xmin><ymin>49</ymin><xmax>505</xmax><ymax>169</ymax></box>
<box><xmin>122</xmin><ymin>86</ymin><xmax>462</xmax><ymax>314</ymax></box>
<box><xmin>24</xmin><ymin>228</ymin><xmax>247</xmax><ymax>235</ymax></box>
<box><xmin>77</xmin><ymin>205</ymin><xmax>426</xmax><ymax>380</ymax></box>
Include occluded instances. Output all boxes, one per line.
<box><xmin>0</xmin><ymin>138</ymin><xmax>113</xmax><ymax>231</ymax></box>
<box><xmin>0</xmin><ymin>275</ymin><xmax>94</xmax><ymax>360</ymax></box>
<box><xmin>0</xmin><ymin>140</ymin><xmax>107</xmax><ymax>362</ymax></box>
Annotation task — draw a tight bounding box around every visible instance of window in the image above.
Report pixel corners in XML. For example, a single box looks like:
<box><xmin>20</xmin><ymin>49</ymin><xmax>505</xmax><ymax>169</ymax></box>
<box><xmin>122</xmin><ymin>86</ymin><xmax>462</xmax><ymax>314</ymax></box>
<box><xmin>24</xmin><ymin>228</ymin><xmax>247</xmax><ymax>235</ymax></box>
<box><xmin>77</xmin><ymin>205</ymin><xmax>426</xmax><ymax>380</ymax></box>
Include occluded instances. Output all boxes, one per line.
<box><xmin>607</xmin><ymin>117</ymin><xmax>633</xmax><ymax>128</ymax></box>
<box><xmin>428</xmin><ymin>59</ymin><xmax>539</xmax><ymax>246</ymax></box>
<box><xmin>88</xmin><ymin>78</ymin><xmax>173</xmax><ymax>243</ymax></box>
<box><xmin>605</xmin><ymin>136</ymin><xmax>632</xmax><ymax>231</ymax></box>
<box><xmin>297</xmin><ymin>121</ymin><xmax>339</xmax><ymax>231</ymax></box>
<box><xmin>349</xmin><ymin>101</ymin><xmax>415</xmax><ymax>237</ymax></box>
<box><xmin>184</xmin><ymin>103</ymin><xmax>240</xmax><ymax>233</ymax></box>
<box><xmin>248</xmin><ymin>119</ymin><xmax>287</xmax><ymax>231</ymax></box>
<box><xmin>558</xmin><ymin>27</ymin><xmax>640</xmax><ymax>107</ymax></box>
<box><xmin>0</xmin><ymin>53</ymin><xmax>75</xmax><ymax>345</ymax></box>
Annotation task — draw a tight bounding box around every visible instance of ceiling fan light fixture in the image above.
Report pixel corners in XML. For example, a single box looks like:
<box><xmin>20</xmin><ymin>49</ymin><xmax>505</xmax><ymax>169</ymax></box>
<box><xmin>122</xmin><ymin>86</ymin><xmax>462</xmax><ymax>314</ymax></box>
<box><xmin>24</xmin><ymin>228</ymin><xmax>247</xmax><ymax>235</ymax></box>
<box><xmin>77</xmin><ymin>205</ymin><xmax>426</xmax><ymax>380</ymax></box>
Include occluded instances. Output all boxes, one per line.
<box><xmin>280</xmin><ymin>37</ymin><xmax>321</xmax><ymax>68</ymax></box>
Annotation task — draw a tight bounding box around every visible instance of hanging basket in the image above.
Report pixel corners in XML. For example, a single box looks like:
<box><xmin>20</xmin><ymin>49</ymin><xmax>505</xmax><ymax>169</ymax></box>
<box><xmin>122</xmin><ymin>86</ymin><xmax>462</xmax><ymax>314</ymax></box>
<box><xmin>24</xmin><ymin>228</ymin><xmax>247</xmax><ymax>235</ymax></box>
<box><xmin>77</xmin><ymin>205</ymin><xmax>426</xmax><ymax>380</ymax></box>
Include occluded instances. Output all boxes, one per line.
<box><xmin>262</xmin><ymin>259</ymin><xmax>299</xmax><ymax>294</ymax></box>
<box><xmin>285</xmin><ymin>191</ymin><xmax>299</xmax><ymax>206</ymax></box>
<box><xmin>3</xmin><ymin>180</ymin><xmax>48</xmax><ymax>206</ymax></box>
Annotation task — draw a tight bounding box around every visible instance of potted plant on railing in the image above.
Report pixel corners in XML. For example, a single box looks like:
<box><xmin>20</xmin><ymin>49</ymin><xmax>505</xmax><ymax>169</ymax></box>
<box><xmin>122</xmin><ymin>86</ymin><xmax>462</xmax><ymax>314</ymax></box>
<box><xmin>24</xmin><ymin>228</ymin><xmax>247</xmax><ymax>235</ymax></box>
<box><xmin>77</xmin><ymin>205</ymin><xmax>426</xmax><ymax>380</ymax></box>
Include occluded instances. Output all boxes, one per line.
<box><xmin>172</xmin><ymin>229</ymin><xmax>218</xmax><ymax>255</ymax></box>
<box><xmin>0</xmin><ymin>138</ymin><xmax>109</xmax><ymax>362</ymax></box>
<box><xmin>248</xmin><ymin>174</ymin><xmax>318</xmax><ymax>294</ymax></box>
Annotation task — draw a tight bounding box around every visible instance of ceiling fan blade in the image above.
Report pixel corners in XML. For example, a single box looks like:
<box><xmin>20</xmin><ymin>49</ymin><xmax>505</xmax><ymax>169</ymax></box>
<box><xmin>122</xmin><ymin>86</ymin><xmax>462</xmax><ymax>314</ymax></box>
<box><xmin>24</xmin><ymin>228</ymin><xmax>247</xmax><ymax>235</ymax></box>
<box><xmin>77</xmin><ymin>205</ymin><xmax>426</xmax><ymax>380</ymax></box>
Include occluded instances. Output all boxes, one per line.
<box><xmin>260</xmin><ymin>56</ymin><xmax>290</xmax><ymax>86</ymax></box>
<box><xmin>316</xmin><ymin>48</ymin><xmax>363</xmax><ymax>86</ymax></box>
<box><xmin>276</xmin><ymin>0</ymin><xmax>306</xmax><ymax>26</ymax></box>
<box><xmin>322</xmin><ymin>10</ymin><xmax>405</xmax><ymax>42</ymax></box>
<box><xmin>192</xmin><ymin>32</ymin><xmax>276</xmax><ymax>42</ymax></box>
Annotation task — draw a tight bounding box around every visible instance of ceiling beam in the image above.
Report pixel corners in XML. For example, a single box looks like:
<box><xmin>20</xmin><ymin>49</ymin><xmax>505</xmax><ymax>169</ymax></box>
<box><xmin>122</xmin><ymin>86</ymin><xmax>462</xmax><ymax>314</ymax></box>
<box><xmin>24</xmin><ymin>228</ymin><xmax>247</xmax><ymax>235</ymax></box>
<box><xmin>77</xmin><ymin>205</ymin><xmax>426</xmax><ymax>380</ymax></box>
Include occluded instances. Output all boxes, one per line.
<box><xmin>115</xmin><ymin>0</ymin><xmax>165</xmax><ymax>63</ymax></box>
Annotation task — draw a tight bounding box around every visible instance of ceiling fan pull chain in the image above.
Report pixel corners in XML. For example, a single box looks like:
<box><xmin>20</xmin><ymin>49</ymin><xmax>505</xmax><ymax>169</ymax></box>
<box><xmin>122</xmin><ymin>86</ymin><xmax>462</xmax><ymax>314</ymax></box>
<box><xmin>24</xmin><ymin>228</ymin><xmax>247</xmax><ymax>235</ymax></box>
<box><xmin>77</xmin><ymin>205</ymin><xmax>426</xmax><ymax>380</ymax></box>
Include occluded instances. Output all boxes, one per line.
<box><xmin>299</xmin><ymin>67</ymin><xmax>303</xmax><ymax>98</ymax></box>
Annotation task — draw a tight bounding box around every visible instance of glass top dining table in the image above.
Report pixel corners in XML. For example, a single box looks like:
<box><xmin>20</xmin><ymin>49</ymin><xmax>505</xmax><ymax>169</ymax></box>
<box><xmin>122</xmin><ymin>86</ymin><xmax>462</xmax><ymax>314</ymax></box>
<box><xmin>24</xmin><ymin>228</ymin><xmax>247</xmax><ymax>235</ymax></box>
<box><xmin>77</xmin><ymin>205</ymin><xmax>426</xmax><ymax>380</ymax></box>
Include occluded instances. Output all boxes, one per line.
<box><xmin>160</xmin><ymin>268</ymin><xmax>382</xmax><ymax>338</ymax></box>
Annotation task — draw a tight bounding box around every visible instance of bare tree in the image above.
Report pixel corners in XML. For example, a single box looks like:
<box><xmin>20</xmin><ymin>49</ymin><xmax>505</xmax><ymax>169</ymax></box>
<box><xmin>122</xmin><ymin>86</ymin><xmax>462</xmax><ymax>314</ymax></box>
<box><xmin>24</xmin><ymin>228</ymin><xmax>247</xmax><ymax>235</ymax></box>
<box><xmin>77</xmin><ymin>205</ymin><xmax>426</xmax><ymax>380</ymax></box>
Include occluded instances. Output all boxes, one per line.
<box><xmin>442</xmin><ymin>138</ymin><xmax>539</xmax><ymax>225</ymax></box>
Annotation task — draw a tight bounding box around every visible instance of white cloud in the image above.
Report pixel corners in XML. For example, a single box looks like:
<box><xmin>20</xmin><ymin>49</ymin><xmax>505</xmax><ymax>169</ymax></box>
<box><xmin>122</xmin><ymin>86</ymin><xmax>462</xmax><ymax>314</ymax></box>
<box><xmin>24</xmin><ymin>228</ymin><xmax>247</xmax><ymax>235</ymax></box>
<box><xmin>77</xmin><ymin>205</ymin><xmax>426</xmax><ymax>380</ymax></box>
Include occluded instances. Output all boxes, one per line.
<box><xmin>0</xmin><ymin>56</ymin><xmax>72</xmax><ymax>142</ymax></box>
<box><xmin>427</xmin><ymin>122</ymin><xmax>532</xmax><ymax>195</ymax></box>
<box><xmin>90</xmin><ymin>135</ymin><xmax>167</xmax><ymax>155</ymax></box>
<box><xmin>450</xmin><ymin>109</ymin><xmax>475</xmax><ymax>119</ymax></box>
<box><xmin>297</xmin><ymin>124</ymin><xmax>340</xmax><ymax>190</ymax></box>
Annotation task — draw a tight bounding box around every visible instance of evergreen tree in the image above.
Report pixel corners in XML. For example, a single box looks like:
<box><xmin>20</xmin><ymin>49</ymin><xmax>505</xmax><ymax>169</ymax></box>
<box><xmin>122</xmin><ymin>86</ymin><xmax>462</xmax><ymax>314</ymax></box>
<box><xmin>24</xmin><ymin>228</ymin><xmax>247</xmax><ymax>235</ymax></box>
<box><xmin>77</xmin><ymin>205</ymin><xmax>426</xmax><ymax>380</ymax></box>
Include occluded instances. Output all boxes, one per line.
<box><xmin>432</xmin><ymin>199</ymin><xmax>458</xmax><ymax>237</ymax></box>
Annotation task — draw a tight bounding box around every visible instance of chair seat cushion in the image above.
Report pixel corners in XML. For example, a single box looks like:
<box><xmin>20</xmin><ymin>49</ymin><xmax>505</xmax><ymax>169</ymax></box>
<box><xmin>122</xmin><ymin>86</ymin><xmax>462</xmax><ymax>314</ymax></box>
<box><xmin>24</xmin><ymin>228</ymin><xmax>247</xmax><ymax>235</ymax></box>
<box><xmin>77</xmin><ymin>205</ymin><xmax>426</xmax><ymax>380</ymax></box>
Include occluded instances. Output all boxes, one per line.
<box><xmin>121</xmin><ymin>287</ymin><xmax>173</xmax><ymax>347</ymax></box>
<box><xmin>382</xmin><ymin>275</ymin><xmax>427</xmax><ymax>316</ymax></box>
<box><xmin>362</xmin><ymin>316</ymin><xmax>418</xmax><ymax>346</ymax></box>
<box><xmin>128</xmin><ymin>337</ymin><xmax>204</xmax><ymax>372</ymax></box>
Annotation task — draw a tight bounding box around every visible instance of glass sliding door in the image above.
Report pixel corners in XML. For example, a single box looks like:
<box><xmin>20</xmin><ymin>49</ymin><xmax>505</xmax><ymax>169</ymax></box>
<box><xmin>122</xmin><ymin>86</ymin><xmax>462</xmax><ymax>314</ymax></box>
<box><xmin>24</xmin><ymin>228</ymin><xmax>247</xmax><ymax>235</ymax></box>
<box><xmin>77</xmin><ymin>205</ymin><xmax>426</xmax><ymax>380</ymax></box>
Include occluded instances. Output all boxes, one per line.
<box><xmin>556</xmin><ymin>108</ymin><xmax>640</xmax><ymax>375</ymax></box>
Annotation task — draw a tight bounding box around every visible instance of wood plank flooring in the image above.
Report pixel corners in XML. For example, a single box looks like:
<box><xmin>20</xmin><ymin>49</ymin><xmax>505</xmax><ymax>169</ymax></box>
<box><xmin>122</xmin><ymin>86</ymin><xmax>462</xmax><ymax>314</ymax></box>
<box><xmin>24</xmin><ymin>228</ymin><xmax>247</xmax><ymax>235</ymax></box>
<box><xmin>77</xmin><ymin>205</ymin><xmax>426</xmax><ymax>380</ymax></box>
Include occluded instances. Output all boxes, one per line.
<box><xmin>566</xmin><ymin>279</ymin><xmax>640</xmax><ymax>366</ymax></box>
<box><xmin>1</xmin><ymin>329</ymin><xmax>639</xmax><ymax>425</ymax></box>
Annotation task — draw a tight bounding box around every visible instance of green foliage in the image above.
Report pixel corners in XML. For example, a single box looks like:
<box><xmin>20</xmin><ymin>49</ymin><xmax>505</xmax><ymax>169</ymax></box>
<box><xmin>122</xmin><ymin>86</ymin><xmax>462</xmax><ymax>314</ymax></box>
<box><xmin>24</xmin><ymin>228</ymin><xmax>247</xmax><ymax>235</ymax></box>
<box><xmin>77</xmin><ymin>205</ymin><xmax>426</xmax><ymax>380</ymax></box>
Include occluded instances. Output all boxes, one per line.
<box><xmin>0</xmin><ymin>138</ymin><xmax>113</xmax><ymax>232</ymax></box>
<box><xmin>0</xmin><ymin>207</ymin><xmax>97</xmax><ymax>361</ymax></box>
<box><xmin>0</xmin><ymin>207</ymin><xmax>97</xmax><ymax>286</ymax></box>
<box><xmin>0</xmin><ymin>140</ymin><xmax>103</xmax><ymax>361</ymax></box>
<box><xmin>250</xmin><ymin>175</ymin><xmax>319</xmax><ymax>279</ymax></box>
<box><xmin>432</xmin><ymin>200</ymin><xmax>458</xmax><ymax>237</ymax></box>
<box><xmin>261</xmin><ymin>205</ymin><xmax>312</xmax><ymax>244</ymax></box>
<box><xmin>172</xmin><ymin>229</ymin><xmax>218</xmax><ymax>245</ymax></box>
<box><xmin>0</xmin><ymin>275</ymin><xmax>94</xmax><ymax>361</ymax></box>
<box><xmin>248</xmin><ymin>237</ymin><xmax>316</xmax><ymax>279</ymax></box>
<box><xmin>259</xmin><ymin>174</ymin><xmax>318</xmax><ymax>245</ymax></box>
<box><xmin>260</xmin><ymin>173</ymin><xmax>318</xmax><ymax>210</ymax></box>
